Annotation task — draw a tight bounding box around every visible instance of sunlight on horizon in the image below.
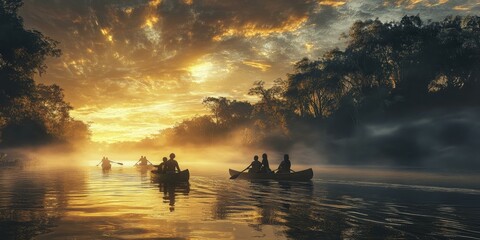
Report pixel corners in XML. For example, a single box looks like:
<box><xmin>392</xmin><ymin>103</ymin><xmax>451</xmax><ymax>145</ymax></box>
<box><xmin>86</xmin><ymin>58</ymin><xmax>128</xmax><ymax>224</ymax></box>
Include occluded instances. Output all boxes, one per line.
<box><xmin>19</xmin><ymin>0</ymin><xmax>476</xmax><ymax>144</ymax></box>
<box><xmin>70</xmin><ymin>102</ymin><xmax>207</xmax><ymax>143</ymax></box>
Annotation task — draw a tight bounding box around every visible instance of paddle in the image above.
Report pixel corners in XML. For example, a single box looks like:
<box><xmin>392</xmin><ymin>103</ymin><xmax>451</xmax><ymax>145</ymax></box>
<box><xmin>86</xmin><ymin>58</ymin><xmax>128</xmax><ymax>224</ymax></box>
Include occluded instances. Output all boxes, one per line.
<box><xmin>134</xmin><ymin>159</ymin><xmax>154</xmax><ymax>166</ymax></box>
<box><xmin>109</xmin><ymin>160</ymin><xmax>124</xmax><ymax>165</ymax></box>
<box><xmin>230</xmin><ymin>166</ymin><xmax>250</xmax><ymax>179</ymax></box>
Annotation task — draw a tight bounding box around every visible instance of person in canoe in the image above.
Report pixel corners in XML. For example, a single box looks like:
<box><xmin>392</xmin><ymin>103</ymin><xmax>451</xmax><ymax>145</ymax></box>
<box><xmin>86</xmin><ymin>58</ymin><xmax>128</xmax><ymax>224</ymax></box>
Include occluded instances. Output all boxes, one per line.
<box><xmin>98</xmin><ymin>157</ymin><xmax>111</xmax><ymax>169</ymax></box>
<box><xmin>259</xmin><ymin>153</ymin><xmax>271</xmax><ymax>173</ymax></box>
<box><xmin>164</xmin><ymin>153</ymin><xmax>181</xmax><ymax>173</ymax></box>
<box><xmin>277</xmin><ymin>154</ymin><xmax>291</xmax><ymax>174</ymax></box>
<box><xmin>135</xmin><ymin>156</ymin><xmax>152</xmax><ymax>166</ymax></box>
<box><xmin>247</xmin><ymin>155</ymin><xmax>262</xmax><ymax>173</ymax></box>
<box><xmin>155</xmin><ymin>157</ymin><xmax>168</xmax><ymax>173</ymax></box>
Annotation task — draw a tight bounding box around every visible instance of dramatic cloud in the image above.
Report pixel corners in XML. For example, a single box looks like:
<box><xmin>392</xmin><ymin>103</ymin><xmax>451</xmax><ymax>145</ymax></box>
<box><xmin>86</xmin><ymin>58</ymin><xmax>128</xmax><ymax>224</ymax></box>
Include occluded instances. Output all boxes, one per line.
<box><xmin>19</xmin><ymin>0</ymin><xmax>475</xmax><ymax>142</ymax></box>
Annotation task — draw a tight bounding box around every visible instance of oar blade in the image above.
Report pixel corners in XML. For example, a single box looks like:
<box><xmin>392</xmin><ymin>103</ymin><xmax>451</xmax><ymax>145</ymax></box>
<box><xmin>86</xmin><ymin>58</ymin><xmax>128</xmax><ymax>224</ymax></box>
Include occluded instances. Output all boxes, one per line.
<box><xmin>230</xmin><ymin>167</ymin><xmax>250</xmax><ymax>179</ymax></box>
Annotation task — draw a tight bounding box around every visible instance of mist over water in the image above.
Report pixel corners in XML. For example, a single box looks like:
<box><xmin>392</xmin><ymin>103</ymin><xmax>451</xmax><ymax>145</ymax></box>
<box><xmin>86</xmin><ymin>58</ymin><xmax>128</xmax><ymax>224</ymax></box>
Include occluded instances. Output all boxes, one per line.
<box><xmin>1</xmin><ymin>160</ymin><xmax>480</xmax><ymax>239</ymax></box>
<box><xmin>289</xmin><ymin>107</ymin><xmax>480</xmax><ymax>170</ymax></box>
<box><xmin>2</xmin><ymin>1</ymin><xmax>479</xmax><ymax>238</ymax></box>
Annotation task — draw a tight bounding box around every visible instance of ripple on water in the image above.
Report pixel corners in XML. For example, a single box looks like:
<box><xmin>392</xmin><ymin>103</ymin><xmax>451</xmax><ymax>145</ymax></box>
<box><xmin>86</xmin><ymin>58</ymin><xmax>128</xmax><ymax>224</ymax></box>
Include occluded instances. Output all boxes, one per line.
<box><xmin>1</xmin><ymin>167</ymin><xmax>480</xmax><ymax>239</ymax></box>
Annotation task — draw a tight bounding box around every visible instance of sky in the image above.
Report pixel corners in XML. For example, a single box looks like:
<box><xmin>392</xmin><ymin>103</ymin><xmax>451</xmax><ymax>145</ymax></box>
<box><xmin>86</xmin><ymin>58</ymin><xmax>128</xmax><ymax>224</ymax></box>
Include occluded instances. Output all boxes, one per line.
<box><xmin>18</xmin><ymin>0</ymin><xmax>479</xmax><ymax>143</ymax></box>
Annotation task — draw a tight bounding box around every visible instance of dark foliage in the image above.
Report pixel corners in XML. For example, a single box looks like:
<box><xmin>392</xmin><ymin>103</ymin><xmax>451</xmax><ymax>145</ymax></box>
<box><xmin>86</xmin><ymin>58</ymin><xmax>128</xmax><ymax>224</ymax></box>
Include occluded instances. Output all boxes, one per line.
<box><xmin>0</xmin><ymin>0</ymin><xmax>90</xmax><ymax>147</ymax></box>
<box><xmin>159</xmin><ymin>15</ymin><xmax>480</xmax><ymax>168</ymax></box>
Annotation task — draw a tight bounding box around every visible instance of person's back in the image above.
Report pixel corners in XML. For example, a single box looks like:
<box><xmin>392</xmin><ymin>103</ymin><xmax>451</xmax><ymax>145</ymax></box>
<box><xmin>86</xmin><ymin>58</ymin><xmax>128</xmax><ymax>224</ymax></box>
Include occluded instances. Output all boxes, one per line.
<box><xmin>164</xmin><ymin>153</ymin><xmax>180</xmax><ymax>173</ymax></box>
<box><xmin>259</xmin><ymin>153</ymin><xmax>271</xmax><ymax>173</ymax></box>
<box><xmin>164</xmin><ymin>159</ymin><xmax>176</xmax><ymax>172</ymax></box>
<box><xmin>248</xmin><ymin>155</ymin><xmax>261</xmax><ymax>173</ymax></box>
<box><xmin>277</xmin><ymin>154</ymin><xmax>291</xmax><ymax>174</ymax></box>
<box><xmin>140</xmin><ymin>156</ymin><xmax>148</xmax><ymax>166</ymax></box>
<box><xmin>102</xmin><ymin>157</ymin><xmax>111</xmax><ymax>167</ymax></box>
<box><xmin>158</xmin><ymin>157</ymin><xmax>167</xmax><ymax>173</ymax></box>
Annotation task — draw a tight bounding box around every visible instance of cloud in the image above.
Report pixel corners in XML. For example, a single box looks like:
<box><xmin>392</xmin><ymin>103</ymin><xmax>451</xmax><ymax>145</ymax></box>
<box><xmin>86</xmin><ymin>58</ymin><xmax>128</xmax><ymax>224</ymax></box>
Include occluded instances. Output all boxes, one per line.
<box><xmin>242</xmin><ymin>61</ymin><xmax>272</xmax><ymax>72</ymax></box>
<box><xmin>18</xmin><ymin>0</ymin><xmax>475</xmax><ymax>142</ymax></box>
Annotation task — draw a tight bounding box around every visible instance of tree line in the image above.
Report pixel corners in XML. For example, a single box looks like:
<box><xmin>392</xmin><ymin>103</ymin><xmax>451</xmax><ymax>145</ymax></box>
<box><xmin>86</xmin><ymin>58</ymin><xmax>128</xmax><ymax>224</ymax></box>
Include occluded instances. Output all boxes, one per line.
<box><xmin>0</xmin><ymin>0</ymin><xmax>90</xmax><ymax>148</ymax></box>
<box><xmin>2</xmin><ymin>0</ymin><xmax>479</xmax><ymax>158</ymax></box>
<box><xmin>154</xmin><ymin>15</ymin><xmax>480</xmax><ymax>151</ymax></box>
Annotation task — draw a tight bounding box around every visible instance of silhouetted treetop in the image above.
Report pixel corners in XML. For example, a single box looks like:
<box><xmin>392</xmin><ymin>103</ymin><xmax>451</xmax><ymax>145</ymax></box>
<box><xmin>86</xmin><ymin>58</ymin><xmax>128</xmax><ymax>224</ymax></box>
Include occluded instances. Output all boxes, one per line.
<box><xmin>148</xmin><ymin>16</ymin><xmax>480</xmax><ymax>169</ymax></box>
<box><xmin>0</xmin><ymin>0</ymin><xmax>89</xmax><ymax>148</ymax></box>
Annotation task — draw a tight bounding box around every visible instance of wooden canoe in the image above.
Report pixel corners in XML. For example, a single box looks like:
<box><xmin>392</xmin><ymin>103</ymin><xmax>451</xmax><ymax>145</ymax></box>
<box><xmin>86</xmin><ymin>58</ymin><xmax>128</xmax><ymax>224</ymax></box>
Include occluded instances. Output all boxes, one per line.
<box><xmin>102</xmin><ymin>164</ymin><xmax>111</xmax><ymax>170</ymax></box>
<box><xmin>151</xmin><ymin>169</ymin><xmax>190</xmax><ymax>182</ymax></box>
<box><xmin>229</xmin><ymin>168</ymin><xmax>313</xmax><ymax>181</ymax></box>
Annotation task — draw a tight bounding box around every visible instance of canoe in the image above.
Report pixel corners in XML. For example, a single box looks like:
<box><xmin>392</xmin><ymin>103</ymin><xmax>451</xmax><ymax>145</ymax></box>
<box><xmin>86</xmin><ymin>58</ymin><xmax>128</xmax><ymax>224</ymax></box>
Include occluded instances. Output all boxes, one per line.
<box><xmin>229</xmin><ymin>168</ymin><xmax>313</xmax><ymax>181</ymax></box>
<box><xmin>102</xmin><ymin>164</ymin><xmax>111</xmax><ymax>170</ymax></box>
<box><xmin>151</xmin><ymin>169</ymin><xmax>190</xmax><ymax>182</ymax></box>
<box><xmin>0</xmin><ymin>159</ymin><xmax>18</xmax><ymax>167</ymax></box>
<box><xmin>135</xmin><ymin>164</ymin><xmax>154</xmax><ymax>169</ymax></box>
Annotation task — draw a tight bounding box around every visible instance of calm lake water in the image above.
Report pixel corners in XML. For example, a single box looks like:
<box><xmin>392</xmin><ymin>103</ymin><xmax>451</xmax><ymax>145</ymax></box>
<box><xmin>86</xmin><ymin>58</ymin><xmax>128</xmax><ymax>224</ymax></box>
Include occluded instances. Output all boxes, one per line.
<box><xmin>1</xmin><ymin>162</ymin><xmax>480</xmax><ymax>239</ymax></box>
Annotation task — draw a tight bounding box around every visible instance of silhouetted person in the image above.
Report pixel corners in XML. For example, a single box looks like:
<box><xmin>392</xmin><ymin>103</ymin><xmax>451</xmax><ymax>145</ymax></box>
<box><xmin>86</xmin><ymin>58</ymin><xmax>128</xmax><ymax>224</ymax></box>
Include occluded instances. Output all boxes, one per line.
<box><xmin>259</xmin><ymin>153</ymin><xmax>271</xmax><ymax>173</ymax></box>
<box><xmin>135</xmin><ymin>156</ymin><xmax>152</xmax><ymax>166</ymax></box>
<box><xmin>100</xmin><ymin>157</ymin><xmax>111</xmax><ymax>169</ymax></box>
<box><xmin>141</xmin><ymin>156</ymin><xmax>149</xmax><ymax>165</ymax></box>
<box><xmin>164</xmin><ymin>153</ymin><xmax>181</xmax><ymax>173</ymax></box>
<box><xmin>98</xmin><ymin>156</ymin><xmax>106</xmax><ymax>165</ymax></box>
<box><xmin>277</xmin><ymin>154</ymin><xmax>291</xmax><ymax>174</ymax></box>
<box><xmin>157</xmin><ymin>157</ymin><xmax>168</xmax><ymax>173</ymax></box>
<box><xmin>247</xmin><ymin>155</ymin><xmax>262</xmax><ymax>173</ymax></box>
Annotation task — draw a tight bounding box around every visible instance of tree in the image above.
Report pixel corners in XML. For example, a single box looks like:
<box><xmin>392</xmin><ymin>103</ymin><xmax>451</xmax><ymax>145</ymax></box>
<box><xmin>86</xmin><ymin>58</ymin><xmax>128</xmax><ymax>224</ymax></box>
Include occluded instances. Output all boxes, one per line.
<box><xmin>343</xmin><ymin>15</ymin><xmax>480</xmax><ymax>110</ymax></box>
<box><xmin>202</xmin><ymin>97</ymin><xmax>253</xmax><ymax>127</ymax></box>
<box><xmin>285</xmin><ymin>54</ymin><xmax>346</xmax><ymax>120</ymax></box>
<box><xmin>0</xmin><ymin>0</ymin><xmax>89</xmax><ymax>147</ymax></box>
<box><xmin>248</xmin><ymin>80</ymin><xmax>290</xmax><ymax>136</ymax></box>
<box><xmin>0</xmin><ymin>0</ymin><xmax>60</xmax><ymax>104</ymax></box>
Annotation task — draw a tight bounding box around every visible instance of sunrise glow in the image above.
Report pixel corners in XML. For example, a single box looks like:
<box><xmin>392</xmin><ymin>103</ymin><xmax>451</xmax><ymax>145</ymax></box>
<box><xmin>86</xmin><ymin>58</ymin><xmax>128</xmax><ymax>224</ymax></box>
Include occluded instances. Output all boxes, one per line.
<box><xmin>2</xmin><ymin>1</ymin><xmax>480</xmax><ymax>239</ymax></box>
<box><xmin>16</xmin><ymin>0</ymin><xmax>477</xmax><ymax>143</ymax></box>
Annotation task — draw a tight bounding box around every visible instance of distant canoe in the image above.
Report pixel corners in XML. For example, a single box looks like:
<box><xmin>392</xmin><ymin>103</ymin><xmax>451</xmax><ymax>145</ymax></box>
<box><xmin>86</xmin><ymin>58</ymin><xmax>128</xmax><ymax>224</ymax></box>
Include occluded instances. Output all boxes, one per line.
<box><xmin>102</xmin><ymin>164</ymin><xmax>111</xmax><ymax>170</ymax></box>
<box><xmin>151</xmin><ymin>169</ymin><xmax>190</xmax><ymax>182</ymax></box>
<box><xmin>0</xmin><ymin>159</ymin><xmax>18</xmax><ymax>167</ymax></box>
<box><xmin>229</xmin><ymin>168</ymin><xmax>313</xmax><ymax>181</ymax></box>
<box><xmin>135</xmin><ymin>164</ymin><xmax>154</xmax><ymax>169</ymax></box>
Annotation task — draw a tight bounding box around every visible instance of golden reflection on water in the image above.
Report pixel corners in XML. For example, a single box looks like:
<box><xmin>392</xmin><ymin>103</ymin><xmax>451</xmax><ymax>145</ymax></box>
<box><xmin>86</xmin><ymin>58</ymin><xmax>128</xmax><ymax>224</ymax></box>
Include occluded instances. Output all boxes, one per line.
<box><xmin>17</xmin><ymin>162</ymin><xmax>290</xmax><ymax>239</ymax></box>
<box><xmin>1</xmin><ymin>162</ymin><xmax>480</xmax><ymax>239</ymax></box>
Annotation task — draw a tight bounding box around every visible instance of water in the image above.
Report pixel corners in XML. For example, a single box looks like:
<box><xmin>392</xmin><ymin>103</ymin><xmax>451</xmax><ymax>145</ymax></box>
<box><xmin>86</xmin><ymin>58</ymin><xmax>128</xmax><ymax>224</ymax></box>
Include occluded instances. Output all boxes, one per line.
<box><xmin>1</xmin><ymin>163</ymin><xmax>480</xmax><ymax>239</ymax></box>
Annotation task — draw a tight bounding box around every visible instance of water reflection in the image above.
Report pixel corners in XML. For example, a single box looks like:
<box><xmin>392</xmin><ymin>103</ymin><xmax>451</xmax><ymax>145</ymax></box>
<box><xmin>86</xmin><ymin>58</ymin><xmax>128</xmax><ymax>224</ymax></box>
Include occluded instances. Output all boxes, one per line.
<box><xmin>158</xmin><ymin>182</ymin><xmax>190</xmax><ymax>212</ymax></box>
<box><xmin>1</xmin><ymin>166</ymin><xmax>480</xmax><ymax>239</ymax></box>
<box><xmin>212</xmin><ymin>180</ymin><xmax>315</xmax><ymax>228</ymax></box>
<box><xmin>0</xmin><ymin>168</ymin><xmax>86</xmax><ymax>239</ymax></box>
<box><xmin>211</xmin><ymin>178</ymin><xmax>480</xmax><ymax>240</ymax></box>
<box><xmin>136</xmin><ymin>165</ymin><xmax>153</xmax><ymax>176</ymax></box>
